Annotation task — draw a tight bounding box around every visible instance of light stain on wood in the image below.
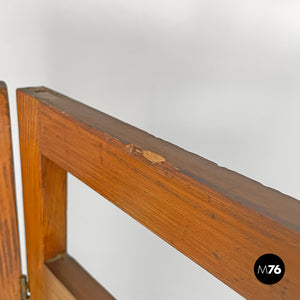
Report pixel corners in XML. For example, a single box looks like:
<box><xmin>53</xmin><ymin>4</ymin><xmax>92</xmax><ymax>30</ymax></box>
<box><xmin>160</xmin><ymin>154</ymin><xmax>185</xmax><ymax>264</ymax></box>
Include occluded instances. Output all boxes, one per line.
<box><xmin>142</xmin><ymin>150</ymin><xmax>166</xmax><ymax>164</ymax></box>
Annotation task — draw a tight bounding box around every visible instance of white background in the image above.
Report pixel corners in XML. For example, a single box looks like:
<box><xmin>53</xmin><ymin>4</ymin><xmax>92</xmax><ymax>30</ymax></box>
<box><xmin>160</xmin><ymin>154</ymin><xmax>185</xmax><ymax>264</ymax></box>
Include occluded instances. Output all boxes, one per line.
<box><xmin>1</xmin><ymin>0</ymin><xmax>300</xmax><ymax>299</ymax></box>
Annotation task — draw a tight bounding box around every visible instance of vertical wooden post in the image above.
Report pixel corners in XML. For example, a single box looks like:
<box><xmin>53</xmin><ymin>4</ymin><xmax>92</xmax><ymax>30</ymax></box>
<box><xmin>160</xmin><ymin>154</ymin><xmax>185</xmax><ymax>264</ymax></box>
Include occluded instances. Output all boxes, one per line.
<box><xmin>17</xmin><ymin>89</ymin><xmax>67</xmax><ymax>299</ymax></box>
<box><xmin>0</xmin><ymin>82</ymin><xmax>21</xmax><ymax>299</ymax></box>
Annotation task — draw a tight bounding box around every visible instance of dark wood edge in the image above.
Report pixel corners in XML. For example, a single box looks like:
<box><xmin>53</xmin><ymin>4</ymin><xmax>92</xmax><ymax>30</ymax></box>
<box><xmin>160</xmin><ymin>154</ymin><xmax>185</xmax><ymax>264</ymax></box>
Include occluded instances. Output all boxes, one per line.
<box><xmin>45</xmin><ymin>253</ymin><xmax>115</xmax><ymax>300</ymax></box>
<box><xmin>0</xmin><ymin>82</ymin><xmax>8</xmax><ymax>98</ymax></box>
<box><xmin>17</xmin><ymin>86</ymin><xmax>300</xmax><ymax>234</ymax></box>
<box><xmin>0</xmin><ymin>81</ymin><xmax>7</xmax><ymax>89</ymax></box>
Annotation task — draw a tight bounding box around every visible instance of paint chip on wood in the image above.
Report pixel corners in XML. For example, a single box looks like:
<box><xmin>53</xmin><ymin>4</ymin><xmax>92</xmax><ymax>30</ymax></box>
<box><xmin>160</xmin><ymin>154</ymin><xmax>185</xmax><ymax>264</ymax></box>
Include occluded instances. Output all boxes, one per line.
<box><xmin>142</xmin><ymin>150</ymin><xmax>165</xmax><ymax>164</ymax></box>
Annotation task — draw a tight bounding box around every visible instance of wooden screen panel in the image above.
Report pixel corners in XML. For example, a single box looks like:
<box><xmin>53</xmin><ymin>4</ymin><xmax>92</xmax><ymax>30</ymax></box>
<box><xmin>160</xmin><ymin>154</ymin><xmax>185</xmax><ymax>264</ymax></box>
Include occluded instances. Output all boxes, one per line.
<box><xmin>17</xmin><ymin>86</ymin><xmax>300</xmax><ymax>300</ymax></box>
<box><xmin>0</xmin><ymin>82</ymin><xmax>21</xmax><ymax>299</ymax></box>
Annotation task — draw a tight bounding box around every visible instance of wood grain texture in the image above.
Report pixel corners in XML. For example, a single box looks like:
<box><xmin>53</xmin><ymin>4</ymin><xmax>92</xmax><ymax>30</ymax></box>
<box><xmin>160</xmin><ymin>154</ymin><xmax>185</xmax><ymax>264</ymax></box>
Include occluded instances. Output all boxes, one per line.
<box><xmin>46</xmin><ymin>254</ymin><xmax>115</xmax><ymax>300</ymax></box>
<box><xmin>17</xmin><ymin>90</ymin><xmax>67</xmax><ymax>299</ymax></box>
<box><xmin>42</xmin><ymin>156</ymin><xmax>67</xmax><ymax>262</ymax></box>
<box><xmin>20</xmin><ymin>87</ymin><xmax>300</xmax><ymax>233</ymax></box>
<box><xmin>17</xmin><ymin>87</ymin><xmax>300</xmax><ymax>299</ymax></box>
<box><xmin>18</xmin><ymin>89</ymin><xmax>113</xmax><ymax>300</ymax></box>
<box><xmin>17</xmin><ymin>89</ymin><xmax>44</xmax><ymax>299</ymax></box>
<box><xmin>0</xmin><ymin>82</ymin><xmax>21</xmax><ymax>300</ymax></box>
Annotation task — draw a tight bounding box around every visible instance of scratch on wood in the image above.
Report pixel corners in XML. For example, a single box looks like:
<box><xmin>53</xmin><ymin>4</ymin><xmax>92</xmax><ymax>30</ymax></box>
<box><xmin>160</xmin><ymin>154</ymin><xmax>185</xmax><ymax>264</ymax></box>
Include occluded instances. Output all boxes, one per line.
<box><xmin>126</xmin><ymin>144</ymin><xmax>142</xmax><ymax>154</ymax></box>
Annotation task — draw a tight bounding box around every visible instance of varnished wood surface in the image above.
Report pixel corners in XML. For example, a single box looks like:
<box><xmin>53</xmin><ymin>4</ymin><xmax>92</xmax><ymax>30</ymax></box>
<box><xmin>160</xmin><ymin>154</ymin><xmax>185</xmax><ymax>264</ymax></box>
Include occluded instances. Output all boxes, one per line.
<box><xmin>17</xmin><ymin>86</ymin><xmax>300</xmax><ymax>299</ymax></box>
<box><xmin>46</xmin><ymin>254</ymin><xmax>115</xmax><ymax>300</ymax></box>
<box><xmin>42</xmin><ymin>156</ymin><xmax>67</xmax><ymax>262</ymax></box>
<box><xmin>18</xmin><ymin>89</ymin><xmax>112</xmax><ymax>300</ymax></box>
<box><xmin>43</xmin><ymin>265</ymin><xmax>76</xmax><ymax>300</ymax></box>
<box><xmin>18</xmin><ymin>89</ymin><xmax>44</xmax><ymax>299</ymax></box>
<box><xmin>17</xmin><ymin>90</ymin><xmax>68</xmax><ymax>299</ymax></box>
<box><xmin>20</xmin><ymin>87</ymin><xmax>300</xmax><ymax>234</ymax></box>
<box><xmin>0</xmin><ymin>82</ymin><xmax>21</xmax><ymax>300</ymax></box>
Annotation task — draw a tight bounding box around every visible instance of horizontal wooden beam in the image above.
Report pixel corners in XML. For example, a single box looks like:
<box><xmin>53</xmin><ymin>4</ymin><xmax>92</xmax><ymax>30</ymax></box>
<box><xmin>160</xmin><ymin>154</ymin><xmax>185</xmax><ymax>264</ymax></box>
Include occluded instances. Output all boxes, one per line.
<box><xmin>18</xmin><ymin>87</ymin><xmax>300</xmax><ymax>299</ymax></box>
<box><xmin>20</xmin><ymin>86</ymin><xmax>300</xmax><ymax>233</ymax></box>
<box><xmin>45</xmin><ymin>253</ymin><xmax>115</xmax><ymax>300</ymax></box>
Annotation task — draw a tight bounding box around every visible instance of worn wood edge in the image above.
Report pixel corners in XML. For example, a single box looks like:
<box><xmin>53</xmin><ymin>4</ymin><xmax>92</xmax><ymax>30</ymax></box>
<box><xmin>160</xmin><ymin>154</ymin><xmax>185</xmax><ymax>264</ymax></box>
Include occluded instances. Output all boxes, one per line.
<box><xmin>0</xmin><ymin>81</ymin><xmax>7</xmax><ymax>96</ymax></box>
<box><xmin>0</xmin><ymin>82</ymin><xmax>22</xmax><ymax>299</ymax></box>
<box><xmin>45</xmin><ymin>253</ymin><xmax>115</xmax><ymax>300</ymax></box>
<box><xmin>17</xmin><ymin>86</ymin><xmax>300</xmax><ymax>234</ymax></box>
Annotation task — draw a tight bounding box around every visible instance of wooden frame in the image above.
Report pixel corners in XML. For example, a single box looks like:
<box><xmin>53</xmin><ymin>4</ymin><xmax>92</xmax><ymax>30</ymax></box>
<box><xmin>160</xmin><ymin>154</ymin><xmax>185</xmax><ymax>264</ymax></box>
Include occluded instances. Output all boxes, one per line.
<box><xmin>0</xmin><ymin>82</ymin><xmax>21</xmax><ymax>299</ymax></box>
<box><xmin>17</xmin><ymin>86</ymin><xmax>300</xmax><ymax>299</ymax></box>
